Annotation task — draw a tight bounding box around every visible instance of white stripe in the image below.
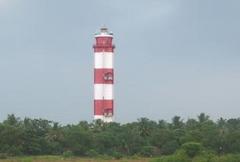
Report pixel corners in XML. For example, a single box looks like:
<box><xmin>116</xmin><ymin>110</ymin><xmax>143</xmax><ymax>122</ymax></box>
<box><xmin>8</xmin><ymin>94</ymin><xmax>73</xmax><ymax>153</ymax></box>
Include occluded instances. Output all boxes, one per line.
<box><xmin>94</xmin><ymin>115</ymin><xmax>104</xmax><ymax>120</ymax></box>
<box><xmin>95</xmin><ymin>34</ymin><xmax>113</xmax><ymax>38</ymax></box>
<box><xmin>104</xmin><ymin>53</ymin><xmax>113</xmax><ymax>69</ymax></box>
<box><xmin>94</xmin><ymin>115</ymin><xmax>113</xmax><ymax>123</ymax></box>
<box><xmin>94</xmin><ymin>52</ymin><xmax>113</xmax><ymax>69</ymax></box>
<box><xmin>94</xmin><ymin>53</ymin><xmax>103</xmax><ymax>69</ymax></box>
<box><xmin>94</xmin><ymin>84</ymin><xmax>113</xmax><ymax>100</ymax></box>
<box><xmin>103</xmin><ymin>116</ymin><xmax>113</xmax><ymax>123</ymax></box>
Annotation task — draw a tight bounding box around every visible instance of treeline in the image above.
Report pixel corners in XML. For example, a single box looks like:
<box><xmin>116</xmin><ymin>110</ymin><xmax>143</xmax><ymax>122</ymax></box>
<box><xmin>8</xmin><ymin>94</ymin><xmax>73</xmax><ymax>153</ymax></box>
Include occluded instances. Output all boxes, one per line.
<box><xmin>1</xmin><ymin>113</ymin><xmax>240</xmax><ymax>159</ymax></box>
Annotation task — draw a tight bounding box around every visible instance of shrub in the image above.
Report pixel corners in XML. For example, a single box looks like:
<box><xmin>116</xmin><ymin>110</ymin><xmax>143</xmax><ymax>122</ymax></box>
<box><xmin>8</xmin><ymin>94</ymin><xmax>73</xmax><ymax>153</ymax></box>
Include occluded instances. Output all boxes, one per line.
<box><xmin>182</xmin><ymin>142</ymin><xmax>202</xmax><ymax>158</ymax></box>
<box><xmin>151</xmin><ymin>151</ymin><xmax>190</xmax><ymax>162</ymax></box>
<box><xmin>211</xmin><ymin>154</ymin><xmax>240</xmax><ymax>162</ymax></box>
<box><xmin>192</xmin><ymin>156</ymin><xmax>210</xmax><ymax>162</ymax></box>
<box><xmin>86</xmin><ymin>149</ymin><xmax>99</xmax><ymax>157</ymax></box>
<box><xmin>8</xmin><ymin>147</ymin><xmax>23</xmax><ymax>156</ymax></box>
<box><xmin>161</xmin><ymin>140</ymin><xmax>179</xmax><ymax>155</ymax></box>
<box><xmin>62</xmin><ymin>150</ymin><xmax>73</xmax><ymax>158</ymax></box>
<box><xmin>140</xmin><ymin>146</ymin><xmax>159</xmax><ymax>157</ymax></box>
<box><xmin>192</xmin><ymin>150</ymin><xmax>215</xmax><ymax>162</ymax></box>
<box><xmin>112</xmin><ymin>151</ymin><xmax>123</xmax><ymax>159</ymax></box>
<box><xmin>0</xmin><ymin>153</ymin><xmax>8</xmax><ymax>159</ymax></box>
<box><xmin>98</xmin><ymin>154</ymin><xmax>112</xmax><ymax>160</ymax></box>
<box><xmin>20</xmin><ymin>157</ymin><xmax>33</xmax><ymax>162</ymax></box>
<box><xmin>129</xmin><ymin>154</ymin><xmax>140</xmax><ymax>159</ymax></box>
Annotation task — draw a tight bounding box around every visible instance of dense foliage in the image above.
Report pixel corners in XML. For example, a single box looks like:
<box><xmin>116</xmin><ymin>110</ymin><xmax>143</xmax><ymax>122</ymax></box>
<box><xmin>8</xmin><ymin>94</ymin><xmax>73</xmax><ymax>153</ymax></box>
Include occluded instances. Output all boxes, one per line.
<box><xmin>1</xmin><ymin>113</ymin><xmax>240</xmax><ymax>160</ymax></box>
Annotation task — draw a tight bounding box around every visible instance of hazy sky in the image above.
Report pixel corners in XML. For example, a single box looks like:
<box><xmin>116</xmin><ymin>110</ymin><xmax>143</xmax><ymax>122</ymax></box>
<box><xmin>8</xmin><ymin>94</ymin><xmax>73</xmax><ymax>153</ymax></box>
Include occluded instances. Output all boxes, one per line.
<box><xmin>0</xmin><ymin>0</ymin><xmax>239</xmax><ymax>124</ymax></box>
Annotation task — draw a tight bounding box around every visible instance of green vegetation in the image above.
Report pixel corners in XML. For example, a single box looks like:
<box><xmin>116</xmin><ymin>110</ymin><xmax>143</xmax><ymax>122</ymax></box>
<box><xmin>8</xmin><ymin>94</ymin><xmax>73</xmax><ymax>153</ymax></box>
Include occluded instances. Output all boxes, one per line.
<box><xmin>0</xmin><ymin>155</ymin><xmax>150</xmax><ymax>162</ymax></box>
<box><xmin>1</xmin><ymin>113</ymin><xmax>240</xmax><ymax>162</ymax></box>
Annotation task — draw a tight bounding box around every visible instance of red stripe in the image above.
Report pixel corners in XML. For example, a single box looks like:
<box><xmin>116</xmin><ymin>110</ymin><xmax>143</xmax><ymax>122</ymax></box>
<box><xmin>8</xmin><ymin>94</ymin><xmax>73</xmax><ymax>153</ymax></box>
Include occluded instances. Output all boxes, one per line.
<box><xmin>93</xmin><ymin>37</ymin><xmax>115</xmax><ymax>52</ymax></box>
<box><xmin>94</xmin><ymin>100</ymin><xmax>114</xmax><ymax>115</ymax></box>
<box><xmin>93</xmin><ymin>46</ymin><xmax>115</xmax><ymax>52</ymax></box>
<box><xmin>94</xmin><ymin>69</ymin><xmax>114</xmax><ymax>84</ymax></box>
<box><xmin>96</xmin><ymin>37</ymin><xmax>113</xmax><ymax>45</ymax></box>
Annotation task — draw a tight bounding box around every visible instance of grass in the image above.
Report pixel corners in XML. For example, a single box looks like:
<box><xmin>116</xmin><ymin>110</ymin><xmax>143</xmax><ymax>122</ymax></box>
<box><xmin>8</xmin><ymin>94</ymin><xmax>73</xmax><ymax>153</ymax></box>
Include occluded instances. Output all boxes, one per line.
<box><xmin>0</xmin><ymin>156</ymin><xmax>152</xmax><ymax>162</ymax></box>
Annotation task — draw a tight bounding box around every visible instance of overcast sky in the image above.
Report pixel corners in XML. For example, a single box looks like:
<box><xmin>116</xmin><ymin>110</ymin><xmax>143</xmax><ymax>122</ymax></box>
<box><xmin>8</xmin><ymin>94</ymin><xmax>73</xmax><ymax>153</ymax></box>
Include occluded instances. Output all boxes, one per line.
<box><xmin>0</xmin><ymin>0</ymin><xmax>239</xmax><ymax>124</ymax></box>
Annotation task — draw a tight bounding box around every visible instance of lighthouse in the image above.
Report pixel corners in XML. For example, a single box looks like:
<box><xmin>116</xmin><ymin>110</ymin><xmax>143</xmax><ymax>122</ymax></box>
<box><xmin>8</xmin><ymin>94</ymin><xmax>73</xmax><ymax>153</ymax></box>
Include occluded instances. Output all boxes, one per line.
<box><xmin>93</xmin><ymin>27</ymin><xmax>115</xmax><ymax>122</ymax></box>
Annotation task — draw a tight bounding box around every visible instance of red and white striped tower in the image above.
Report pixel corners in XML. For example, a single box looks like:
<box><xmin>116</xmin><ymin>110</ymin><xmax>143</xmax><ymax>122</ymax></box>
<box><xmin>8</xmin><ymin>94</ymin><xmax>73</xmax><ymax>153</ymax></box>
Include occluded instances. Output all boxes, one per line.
<box><xmin>93</xmin><ymin>27</ymin><xmax>115</xmax><ymax>122</ymax></box>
